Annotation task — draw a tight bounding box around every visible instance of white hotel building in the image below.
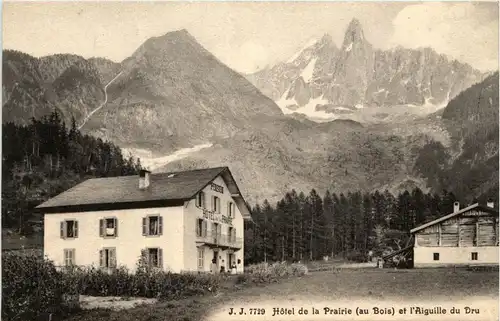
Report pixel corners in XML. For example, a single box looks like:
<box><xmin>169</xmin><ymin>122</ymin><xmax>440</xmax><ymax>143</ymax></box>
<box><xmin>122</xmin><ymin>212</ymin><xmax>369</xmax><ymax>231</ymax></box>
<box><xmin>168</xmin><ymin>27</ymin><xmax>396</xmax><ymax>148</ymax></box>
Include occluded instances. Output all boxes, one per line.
<box><xmin>36</xmin><ymin>167</ymin><xmax>253</xmax><ymax>273</ymax></box>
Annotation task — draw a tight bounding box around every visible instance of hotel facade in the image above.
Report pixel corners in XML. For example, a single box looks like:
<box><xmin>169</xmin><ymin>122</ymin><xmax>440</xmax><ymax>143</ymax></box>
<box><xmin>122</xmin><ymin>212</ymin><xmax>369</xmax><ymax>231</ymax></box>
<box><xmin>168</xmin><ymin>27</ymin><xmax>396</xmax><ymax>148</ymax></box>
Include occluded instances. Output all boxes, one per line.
<box><xmin>37</xmin><ymin>167</ymin><xmax>253</xmax><ymax>273</ymax></box>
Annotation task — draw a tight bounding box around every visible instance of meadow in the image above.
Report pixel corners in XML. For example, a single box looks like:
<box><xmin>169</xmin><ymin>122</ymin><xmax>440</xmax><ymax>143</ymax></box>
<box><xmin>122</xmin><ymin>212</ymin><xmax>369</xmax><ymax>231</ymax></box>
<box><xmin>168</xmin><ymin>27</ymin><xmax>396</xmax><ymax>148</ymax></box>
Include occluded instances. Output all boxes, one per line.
<box><xmin>64</xmin><ymin>266</ymin><xmax>499</xmax><ymax>321</ymax></box>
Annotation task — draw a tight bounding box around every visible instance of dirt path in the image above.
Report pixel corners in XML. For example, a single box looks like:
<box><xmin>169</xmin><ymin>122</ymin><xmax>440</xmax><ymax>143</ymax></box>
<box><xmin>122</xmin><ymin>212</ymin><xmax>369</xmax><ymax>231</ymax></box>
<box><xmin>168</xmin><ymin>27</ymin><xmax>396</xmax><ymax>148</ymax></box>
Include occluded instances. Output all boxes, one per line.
<box><xmin>78</xmin><ymin>71</ymin><xmax>123</xmax><ymax>130</ymax></box>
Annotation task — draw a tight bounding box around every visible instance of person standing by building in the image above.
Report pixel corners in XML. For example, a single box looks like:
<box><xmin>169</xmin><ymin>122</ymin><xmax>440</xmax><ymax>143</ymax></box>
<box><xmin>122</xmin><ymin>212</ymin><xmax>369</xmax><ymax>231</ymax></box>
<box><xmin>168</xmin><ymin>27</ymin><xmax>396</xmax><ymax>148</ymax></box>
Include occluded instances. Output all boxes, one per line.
<box><xmin>210</xmin><ymin>259</ymin><xmax>217</xmax><ymax>274</ymax></box>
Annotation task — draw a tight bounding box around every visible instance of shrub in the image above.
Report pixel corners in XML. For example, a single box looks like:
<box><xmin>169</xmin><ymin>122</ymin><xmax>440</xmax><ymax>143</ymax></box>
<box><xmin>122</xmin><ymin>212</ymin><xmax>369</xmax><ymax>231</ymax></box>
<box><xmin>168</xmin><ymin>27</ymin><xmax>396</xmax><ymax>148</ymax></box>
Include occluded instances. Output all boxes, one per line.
<box><xmin>60</xmin><ymin>263</ymin><xmax>222</xmax><ymax>300</ymax></box>
<box><xmin>244</xmin><ymin>262</ymin><xmax>308</xmax><ymax>284</ymax></box>
<box><xmin>2</xmin><ymin>252</ymin><xmax>66</xmax><ymax>321</ymax></box>
<box><xmin>290</xmin><ymin>263</ymin><xmax>309</xmax><ymax>276</ymax></box>
<box><xmin>4</xmin><ymin>252</ymin><xmax>224</xmax><ymax>320</ymax></box>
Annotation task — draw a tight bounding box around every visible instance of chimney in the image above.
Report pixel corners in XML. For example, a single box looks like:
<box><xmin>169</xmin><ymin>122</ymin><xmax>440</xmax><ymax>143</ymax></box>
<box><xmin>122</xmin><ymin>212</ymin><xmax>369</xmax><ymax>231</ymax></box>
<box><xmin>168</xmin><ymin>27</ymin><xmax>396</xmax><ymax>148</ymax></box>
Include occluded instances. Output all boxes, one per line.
<box><xmin>139</xmin><ymin>170</ymin><xmax>151</xmax><ymax>190</ymax></box>
<box><xmin>487</xmin><ymin>200</ymin><xmax>495</xmax><ymax>208</ymax></box>
<box><xmin>453</xmin><ymin>201</ymin><xmax>460</xmax><ymax>213</ymax></box>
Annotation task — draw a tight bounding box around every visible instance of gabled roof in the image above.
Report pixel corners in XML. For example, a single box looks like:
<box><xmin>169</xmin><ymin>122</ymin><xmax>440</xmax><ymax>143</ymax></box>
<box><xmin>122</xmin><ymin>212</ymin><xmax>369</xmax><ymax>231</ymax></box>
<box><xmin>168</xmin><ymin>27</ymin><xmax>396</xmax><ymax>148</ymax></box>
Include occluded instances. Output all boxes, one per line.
<box><xmin>36</xmin><ymin>166</ymin><xmax>253</xmax><ymax>221</ymax></box>
<box><xmin>410</xmin><ymin>203</ymin><xmax>499</xmax><ymax>234</ymax></box>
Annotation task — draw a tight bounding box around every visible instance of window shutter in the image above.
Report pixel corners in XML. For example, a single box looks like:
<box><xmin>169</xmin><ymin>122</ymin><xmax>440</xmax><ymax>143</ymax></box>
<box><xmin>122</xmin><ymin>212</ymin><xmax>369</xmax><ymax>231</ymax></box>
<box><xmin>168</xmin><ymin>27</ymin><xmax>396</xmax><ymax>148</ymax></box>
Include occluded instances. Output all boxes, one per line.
<box><xmin>158</xmin><ymin>216</ymin><xmax>163</xmax><ymax>235</ymax></box>
<box><xmin>142</xmin><ymin>217</ymin><xmax>147</xmax><ymax>236</ymax></box>
<box><xmin>158</xmin><ymin>248</ymin><xmax>163</xmax><ymax>268</ymax></box>
<box><xmin>60</xmin><ymin>222</ymin><xmax>65</xmax><ymax>239</ymax></box>
<box><xmin>73</xmin><ymin>221</ymin><xmax>79</xmax><ymax>238</ymax></box>
<box><xmin>110</xmin><ymin>249</ymin><xmax>117</xmax><ymax>268</ymax></box>
<box><xmin>201</xmin><ymin>192</ymin><xmax>205</xmax><ymax>208</ymax></box>
<box><xmin>99</xmin><ymin>219</ymin><xmax>105</xmax><ymax>237</ymax></box>
<box><xmin>202</xmin><ymin>220</ymin><xmax>207</xmax><ymax>237</ymax></box>
<box><xmin>217</xmin><ymin>198</ymin><xmax>221</xmax><ymax>213</ymax></box>
<box><xmin>114</xmin><ymin>218</ymin><xmax>118</xmax><ymax>237</ymax></box>
<box><xmin>196</xmin><ymin>218</ymin><xmax>200</xmax><ymax>236</ymax></box>
<box><xmin>99</xmin><ymin>250</ymin><xmax>104</xmax><ymax>267</ymax></box>
<box><xmin>198</xmin><ymin>248</ymin><xmax>204</xmax><ymax>269</ymax></box>
<box><xmin>71</xmin><ymin>249</ymin><xmax>75</xmax><ymax>265</ymax></box>
<box><xmin>233</xmin><ymin>228</ymin><xmax>237</xmax><ymax>242</ymax></box>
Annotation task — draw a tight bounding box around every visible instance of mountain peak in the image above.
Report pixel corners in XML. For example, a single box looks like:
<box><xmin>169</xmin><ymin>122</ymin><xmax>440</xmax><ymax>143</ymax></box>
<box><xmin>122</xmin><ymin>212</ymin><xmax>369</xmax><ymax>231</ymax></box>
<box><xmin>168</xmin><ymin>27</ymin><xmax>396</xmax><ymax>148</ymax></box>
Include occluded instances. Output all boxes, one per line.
<box><xmin>157</xmin><ymin>28</ymin><xmax>195</xmax><ymax>42</ymax></box>
<box><xmin>341</xmin><ymin>18</ymin><xmax>367</xmax><ymax>48</ymax></box>
<box><xmin>129</xmin><ymin>28</ymin><xmax>204</xmax><ymax>63</ymax></box>
<box><xmin>347</xmin><ymin>18</ymin><xmax>362</xmax><ymax>30</ymax></box>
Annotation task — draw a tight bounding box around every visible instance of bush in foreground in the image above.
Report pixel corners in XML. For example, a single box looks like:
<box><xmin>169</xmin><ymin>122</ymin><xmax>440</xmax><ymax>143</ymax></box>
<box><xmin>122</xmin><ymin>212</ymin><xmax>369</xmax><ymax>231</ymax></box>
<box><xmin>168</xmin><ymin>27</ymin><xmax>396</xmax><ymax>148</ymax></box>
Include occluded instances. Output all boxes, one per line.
<box><xmin>61</xmin><ymin>266</ymin><xmax>222</xmax><ymax>299</ymax></box>
<box><xmin>2</xmin><ymin>252</ymin><xmax>66</xmax><ymax>321</ymax></box>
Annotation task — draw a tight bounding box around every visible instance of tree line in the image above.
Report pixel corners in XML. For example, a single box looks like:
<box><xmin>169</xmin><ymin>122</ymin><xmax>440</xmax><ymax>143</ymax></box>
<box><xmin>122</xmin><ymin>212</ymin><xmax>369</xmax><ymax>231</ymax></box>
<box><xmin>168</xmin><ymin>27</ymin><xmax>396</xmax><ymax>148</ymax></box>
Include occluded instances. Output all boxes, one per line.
<box><xmin>2</xmin><ymin>110</ymin><xmax>142</xmax><ymax>234</ymax></box>
<box><xmin>243</xmin><ymin>188</ymin><xmax>495</xmax><ymax>264</ymax></box>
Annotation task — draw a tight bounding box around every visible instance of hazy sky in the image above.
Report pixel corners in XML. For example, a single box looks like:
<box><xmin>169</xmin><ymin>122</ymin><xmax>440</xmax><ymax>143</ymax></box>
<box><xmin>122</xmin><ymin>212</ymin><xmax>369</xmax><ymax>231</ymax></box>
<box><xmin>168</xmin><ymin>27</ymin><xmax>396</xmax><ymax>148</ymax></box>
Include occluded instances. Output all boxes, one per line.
<box><xmin>3</xmin><ymin>1</ymin><xmax>498</xmax><ymax>73</ymax></box>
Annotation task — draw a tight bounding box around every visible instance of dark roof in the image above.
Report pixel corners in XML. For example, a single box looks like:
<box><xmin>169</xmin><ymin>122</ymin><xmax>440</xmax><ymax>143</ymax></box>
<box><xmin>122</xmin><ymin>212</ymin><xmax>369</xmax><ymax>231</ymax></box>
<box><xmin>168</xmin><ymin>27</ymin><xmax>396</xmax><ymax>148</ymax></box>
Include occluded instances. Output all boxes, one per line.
<box><xmin>36</xmin><ymin>166</ymin><xmax>253</xmax><ymax>220</ymax></box>
<box><xmin>410</xmin><ymin>203</ymin><xmax>499</xmax><ymax>234</ymax></box>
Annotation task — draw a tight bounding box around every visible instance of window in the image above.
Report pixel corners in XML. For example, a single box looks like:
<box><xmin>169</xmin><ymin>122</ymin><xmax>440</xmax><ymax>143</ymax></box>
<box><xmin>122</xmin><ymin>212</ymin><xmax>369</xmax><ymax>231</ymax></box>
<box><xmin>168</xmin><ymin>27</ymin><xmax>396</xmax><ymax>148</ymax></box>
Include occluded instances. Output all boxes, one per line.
<box><xmin>471</xmin><ymin>252</ymin><xmax>478</xmax><ymax>261</ymax></box>
<box><xmin>228</xmin><ymin>227</ymin><xmax>236</xmax><ymax>243</ymax></box>
<box><xmin>212</xmin><ymin>222</ymin><xmax>221</xmax><ymax>243</ymax></box>
<box><xmin>60</xmin><ymin>220</ymin><xmax>78</xmax><ymax>239</ymax></box>
<box><xmin>433</xmin><ymin>253</ymin><xmax>440</xmax><ymax>261</ymax></box>
<box><xmin>143</xmin><ymin>248</ymin><xmax>163</xmax><ymax>268</ymax></box>
<box><xmin>142</xmin><ymin>215</ymin><xmax>163</xmax><ymax>236</ymax></box>
<box><xmin>99</xmin><ymin>248</ymin><xmax>117</xmax><ymax>268</ymax></box>
<box><xmin>212</xmin><ymin>196</ymin><xmax>220</xmax><ymax>213</ymax></box>
<box><xmin>196</xmin><ymin>192</ymin><xmax>206</xmax><ymax>208</ymax></box>
<box><xmin>64</xmin><ymin>249</ymin><xmax>75</xmax><ymax>266</ymax></box>
<box><xmin>100</xmin><ymin>217</ymin><xmax>118</xmax><ymax>237</ymax></box>
<box><xmin>196</xmin><ymin>218</ymin><xmax>207</xmax><ymax>237</ymax></box>
<box><xmin>227</xmin><ymin>202</ymin><xmax>235</xmax><ymax>218</ymax></box>
<box><xmin>197</xmin><ymin>247</ymin><xmax>204</xmax><ymax>270</ymax></box>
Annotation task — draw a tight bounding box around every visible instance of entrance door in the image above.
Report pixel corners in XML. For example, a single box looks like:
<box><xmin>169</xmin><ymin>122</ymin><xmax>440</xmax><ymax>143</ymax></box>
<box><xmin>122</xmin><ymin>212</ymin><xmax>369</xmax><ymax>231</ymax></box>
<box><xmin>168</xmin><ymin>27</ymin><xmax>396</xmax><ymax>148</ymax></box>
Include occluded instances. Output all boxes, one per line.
<box><xmin>228</xmin><ymin>253</ymin><xmax>235</xmax><ymax>273</ymax></box>
<box><xmin>213</xmin><ymin>250</ymin><xmax>219</xmax><ymax>272</ymax></box>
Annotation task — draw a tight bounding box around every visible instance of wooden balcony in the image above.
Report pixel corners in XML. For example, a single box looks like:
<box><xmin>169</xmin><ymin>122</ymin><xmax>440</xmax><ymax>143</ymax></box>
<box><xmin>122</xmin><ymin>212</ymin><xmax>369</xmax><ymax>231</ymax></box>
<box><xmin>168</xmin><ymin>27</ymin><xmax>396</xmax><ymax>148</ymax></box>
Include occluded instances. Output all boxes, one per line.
<box><xmin>196</xmin><ymin>231</ymin><xmax>242</xmax><ymax>250</ymax></box>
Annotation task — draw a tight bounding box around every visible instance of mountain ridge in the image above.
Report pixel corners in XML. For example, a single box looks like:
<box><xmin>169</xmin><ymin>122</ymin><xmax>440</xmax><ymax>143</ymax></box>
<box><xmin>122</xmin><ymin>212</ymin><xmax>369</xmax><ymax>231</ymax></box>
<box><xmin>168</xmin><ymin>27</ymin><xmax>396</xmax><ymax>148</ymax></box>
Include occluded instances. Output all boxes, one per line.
<box><xmin>246</xmin><ymin>19</ymin><xmax>488</xmax><ymax>122</ymax></box>
<box><xmin>2</xmin><ymin>28</ymin><xmax>497</xmax><ymax>204</ymax></box>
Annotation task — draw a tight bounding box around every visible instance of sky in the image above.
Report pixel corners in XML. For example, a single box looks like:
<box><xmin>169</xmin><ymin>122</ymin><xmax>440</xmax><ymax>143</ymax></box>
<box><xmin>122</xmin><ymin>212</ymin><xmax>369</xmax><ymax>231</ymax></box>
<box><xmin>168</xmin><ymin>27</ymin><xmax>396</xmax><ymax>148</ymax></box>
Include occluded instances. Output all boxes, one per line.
<box><xmin>2</xmin><ymin>1</ymin><xmax>498</xmax><ymax>73</ymax></box>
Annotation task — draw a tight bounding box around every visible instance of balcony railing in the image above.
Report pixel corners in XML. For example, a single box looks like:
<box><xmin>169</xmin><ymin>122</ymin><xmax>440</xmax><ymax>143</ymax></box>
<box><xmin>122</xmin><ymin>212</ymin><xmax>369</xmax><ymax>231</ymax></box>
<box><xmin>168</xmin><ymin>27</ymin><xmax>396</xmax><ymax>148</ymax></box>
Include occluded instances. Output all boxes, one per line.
<box><xmin>196</xmin><ymin>231</ymin><xmax>242</xmax><ymax>249</ymax></box>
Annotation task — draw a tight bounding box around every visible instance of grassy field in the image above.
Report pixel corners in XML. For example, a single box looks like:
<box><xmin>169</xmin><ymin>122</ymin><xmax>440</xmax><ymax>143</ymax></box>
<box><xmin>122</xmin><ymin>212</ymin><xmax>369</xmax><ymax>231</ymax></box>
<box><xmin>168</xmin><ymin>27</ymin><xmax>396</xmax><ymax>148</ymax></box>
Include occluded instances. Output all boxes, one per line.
<box><xmin>65</xmin><ymin>268</ymin><xmax>499</xmax><ymax>321</ymax></box>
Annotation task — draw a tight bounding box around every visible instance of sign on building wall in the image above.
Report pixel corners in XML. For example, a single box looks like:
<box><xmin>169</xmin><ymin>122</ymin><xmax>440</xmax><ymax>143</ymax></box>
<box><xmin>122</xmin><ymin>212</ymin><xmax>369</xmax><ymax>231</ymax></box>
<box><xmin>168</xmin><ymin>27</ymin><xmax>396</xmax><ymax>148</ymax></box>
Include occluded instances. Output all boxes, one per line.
<box><xmin>210</xmin><ymin>183</ymin><xmax>224</xmax><ymax>194</ymax></box>
<box><xmin>203</xmin><ymin>208</ymin><xmax>233</xmax><ymax>225</ymax></box>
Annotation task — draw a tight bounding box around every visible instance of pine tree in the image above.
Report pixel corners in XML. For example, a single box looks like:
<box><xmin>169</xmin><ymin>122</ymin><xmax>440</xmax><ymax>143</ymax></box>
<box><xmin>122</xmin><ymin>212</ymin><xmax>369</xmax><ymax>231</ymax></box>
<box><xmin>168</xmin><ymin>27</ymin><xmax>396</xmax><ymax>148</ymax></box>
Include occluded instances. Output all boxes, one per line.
<box><xmin>323</xmin><ymin>190</ymin><xmax>335</xmax><ymax>258</ymax></box>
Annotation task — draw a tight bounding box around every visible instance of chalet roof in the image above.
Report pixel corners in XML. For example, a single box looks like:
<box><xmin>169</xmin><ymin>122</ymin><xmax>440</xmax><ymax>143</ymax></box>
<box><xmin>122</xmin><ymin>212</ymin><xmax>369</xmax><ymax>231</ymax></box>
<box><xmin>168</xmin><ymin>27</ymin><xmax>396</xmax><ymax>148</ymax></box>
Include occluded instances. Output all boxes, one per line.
<box><xmin>410</xmin><ymin>203</ymin><xmax>499</xmax><ymax>234</ymax></box>
<box><xmin>36</xmin><ymin>166</ymin><xmax>253</xmax><ymax>220</ymax></box>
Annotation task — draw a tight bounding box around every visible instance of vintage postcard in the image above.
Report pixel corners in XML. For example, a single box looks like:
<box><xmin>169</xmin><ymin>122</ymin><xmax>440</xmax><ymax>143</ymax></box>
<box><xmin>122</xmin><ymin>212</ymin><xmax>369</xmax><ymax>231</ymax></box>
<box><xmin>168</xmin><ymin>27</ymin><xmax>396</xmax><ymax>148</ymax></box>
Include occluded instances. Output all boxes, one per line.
<box><xmin>1</xmin><ymin>1</ymin><xmax>499</xmax><ymax>321</ymax></box>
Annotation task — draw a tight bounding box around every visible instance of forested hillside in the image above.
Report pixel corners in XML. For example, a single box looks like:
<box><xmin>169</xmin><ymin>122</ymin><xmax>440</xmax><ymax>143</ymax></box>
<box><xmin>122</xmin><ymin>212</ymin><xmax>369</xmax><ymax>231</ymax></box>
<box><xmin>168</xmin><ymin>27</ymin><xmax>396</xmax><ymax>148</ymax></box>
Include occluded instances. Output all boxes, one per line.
<box><xmin>244</xmin><ymin>188</ymin><xmax>493</xmax><ymax>264</ymax></box>
<box><xmin>2</xmin><ymin>110</ymin><xmax>142</xmax><ymax>234</ymax></box>
<box><xmin>414</xmin><ymin>72</ymin><xmax>499</xmax><ymax>203</ymax></box>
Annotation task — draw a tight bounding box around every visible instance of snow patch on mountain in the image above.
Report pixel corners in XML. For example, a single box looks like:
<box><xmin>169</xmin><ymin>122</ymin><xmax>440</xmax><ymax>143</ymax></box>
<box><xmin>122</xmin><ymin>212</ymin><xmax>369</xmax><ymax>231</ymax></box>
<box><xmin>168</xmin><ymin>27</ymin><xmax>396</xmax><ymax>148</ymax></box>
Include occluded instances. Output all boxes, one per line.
<box><xmin>122</xmin><ymin>143</ymin><xmax>213</xmax><ymax>171</ymax></box>
<box><xmin>300</xmin><ymin>58</ymin><xmax>317</xmax><ymax>83</ymax></box>
<box><xmin>276</xmin><ymin>91</ymin><xmax>337</xmax><ymax>121</ymax></box>
<box><xmin>345</xmin><ymin>43</ymin><xmax>353</xmax><ymax>52</ymax></box>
